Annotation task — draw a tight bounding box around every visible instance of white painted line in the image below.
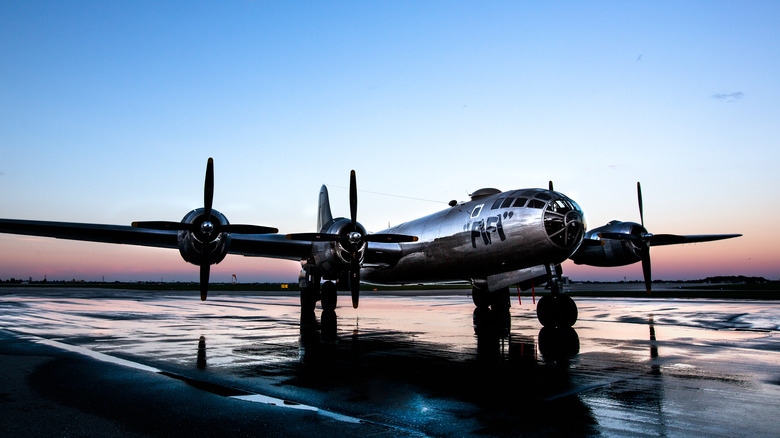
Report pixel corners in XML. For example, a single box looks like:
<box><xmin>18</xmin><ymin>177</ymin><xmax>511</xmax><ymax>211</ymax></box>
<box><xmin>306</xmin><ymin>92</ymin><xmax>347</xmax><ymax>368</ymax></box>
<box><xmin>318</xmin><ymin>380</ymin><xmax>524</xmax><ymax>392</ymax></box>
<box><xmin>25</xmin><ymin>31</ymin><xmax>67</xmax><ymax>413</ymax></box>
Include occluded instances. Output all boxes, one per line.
<box><xmin>30</xmin><ymin>334</ymin><xmax>366</xmax><ymax>426</ymax></box>
<box><xmin>231</xmin><ymin>394</ymin><xmax>363</xmax><ymax>423</ymax></box>
<box><xmin>35</xmin><ymin>338</ymin><xmax>162</xmax><ymax>373</ymax></box>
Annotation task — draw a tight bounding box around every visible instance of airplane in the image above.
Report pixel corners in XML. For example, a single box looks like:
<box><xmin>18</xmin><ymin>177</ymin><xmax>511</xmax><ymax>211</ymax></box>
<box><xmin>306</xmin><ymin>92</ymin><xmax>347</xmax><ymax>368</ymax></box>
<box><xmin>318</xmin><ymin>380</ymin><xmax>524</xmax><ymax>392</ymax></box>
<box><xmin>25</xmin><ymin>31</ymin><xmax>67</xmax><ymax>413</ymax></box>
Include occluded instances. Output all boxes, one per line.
<box><xmin>0</xmin><ymin>158</ymin><xmax>741</xmax><ymax>328</ymax></box>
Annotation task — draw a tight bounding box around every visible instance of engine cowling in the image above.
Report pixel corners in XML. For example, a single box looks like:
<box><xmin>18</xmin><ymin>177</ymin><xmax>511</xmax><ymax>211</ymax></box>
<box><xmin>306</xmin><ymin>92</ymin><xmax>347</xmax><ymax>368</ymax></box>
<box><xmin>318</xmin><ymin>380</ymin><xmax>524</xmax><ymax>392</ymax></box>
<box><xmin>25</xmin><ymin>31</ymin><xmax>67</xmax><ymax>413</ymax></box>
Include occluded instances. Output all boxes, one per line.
<box><xmin>570</xmin><ymin>220</ymin><xmax>645</xmax><ymax>267</ymax></box>
<box><xmin>177</xmin><ymin>208</ymin><xmax>231</xmax><ymax>267</ymax></box>
<box><xmin>310</xmin><ymin>217</ymin><xmax>367</xmax><ymax>280</ymax></box>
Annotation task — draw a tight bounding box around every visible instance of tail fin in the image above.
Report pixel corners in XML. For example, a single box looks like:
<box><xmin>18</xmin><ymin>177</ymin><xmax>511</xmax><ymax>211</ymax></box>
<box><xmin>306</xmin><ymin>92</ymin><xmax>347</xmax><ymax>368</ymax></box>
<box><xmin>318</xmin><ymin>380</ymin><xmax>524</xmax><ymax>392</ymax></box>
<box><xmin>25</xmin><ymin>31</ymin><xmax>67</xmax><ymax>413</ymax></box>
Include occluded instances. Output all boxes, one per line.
<box><xmin>317</xmin><ymin>185</ymin><xmax>333</xmax><ymax>232</ymax></box>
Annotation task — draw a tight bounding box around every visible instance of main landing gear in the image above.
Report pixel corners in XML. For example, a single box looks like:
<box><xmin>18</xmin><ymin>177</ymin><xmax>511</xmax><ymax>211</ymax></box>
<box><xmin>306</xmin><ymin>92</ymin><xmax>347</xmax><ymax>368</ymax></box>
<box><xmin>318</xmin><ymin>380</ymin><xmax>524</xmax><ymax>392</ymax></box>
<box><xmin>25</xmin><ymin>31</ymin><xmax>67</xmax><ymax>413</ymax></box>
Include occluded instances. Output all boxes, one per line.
<box><xmin>471</xmin><ymin>285</ymin><xmax>510</xmax><ymax>311</ymax></box>
<box><xmin>535</xmin><ymin>265</ymin><xmax>578</xmax><ymax>328</ymax></box>
<box><xmin>299</xmin><ymin>265</ymin><xmax>340</xmax><ymax>312</ymax></box>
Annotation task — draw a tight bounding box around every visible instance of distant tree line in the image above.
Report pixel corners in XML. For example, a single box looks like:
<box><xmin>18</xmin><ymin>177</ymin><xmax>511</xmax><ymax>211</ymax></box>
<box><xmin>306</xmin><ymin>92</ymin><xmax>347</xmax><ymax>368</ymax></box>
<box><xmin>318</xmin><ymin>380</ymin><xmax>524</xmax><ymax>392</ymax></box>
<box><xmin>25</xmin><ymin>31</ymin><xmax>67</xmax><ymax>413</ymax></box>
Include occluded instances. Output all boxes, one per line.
<box><xmin>1</xmin><ymin>275</ymin><xmax>773</xmax><ymax>285</ymax></box>
<box><xmin>699</xmin><ymin>275</ymin><xmax>769</xmax><ymax>284</ymax></box>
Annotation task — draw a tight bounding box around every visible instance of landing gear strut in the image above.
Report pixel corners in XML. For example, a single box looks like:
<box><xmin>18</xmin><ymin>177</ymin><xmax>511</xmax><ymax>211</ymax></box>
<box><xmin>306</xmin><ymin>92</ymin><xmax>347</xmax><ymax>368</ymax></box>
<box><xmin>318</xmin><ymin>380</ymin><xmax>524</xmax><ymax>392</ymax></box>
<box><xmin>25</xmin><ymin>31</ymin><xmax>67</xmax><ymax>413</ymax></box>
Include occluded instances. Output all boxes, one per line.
<box><xmin>299</xmin><ymin>266</ymin><xmax>320</xmax><ymax>312</ymax></box>
<box><xmin>536</xmin><ymin>264</ymin><xmax>578</xmax><ymax>328</ymax></box>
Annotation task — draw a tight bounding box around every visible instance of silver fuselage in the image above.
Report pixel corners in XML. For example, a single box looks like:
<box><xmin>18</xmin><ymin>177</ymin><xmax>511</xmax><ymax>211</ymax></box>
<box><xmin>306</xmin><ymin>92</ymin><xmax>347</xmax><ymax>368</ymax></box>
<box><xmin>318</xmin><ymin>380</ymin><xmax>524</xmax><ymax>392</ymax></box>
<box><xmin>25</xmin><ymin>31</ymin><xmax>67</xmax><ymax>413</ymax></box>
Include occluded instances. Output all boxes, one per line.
<box><xmin>361</xmin><ymin>188</ymin><xmax>585</xmax><ymax>286</ymax></box>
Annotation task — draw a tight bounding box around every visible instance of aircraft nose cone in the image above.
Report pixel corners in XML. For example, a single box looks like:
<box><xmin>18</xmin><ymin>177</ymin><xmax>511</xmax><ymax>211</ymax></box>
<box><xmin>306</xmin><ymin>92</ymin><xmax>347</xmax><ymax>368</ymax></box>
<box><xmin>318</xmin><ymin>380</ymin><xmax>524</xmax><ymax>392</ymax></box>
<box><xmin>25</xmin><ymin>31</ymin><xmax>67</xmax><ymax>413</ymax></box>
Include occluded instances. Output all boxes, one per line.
<box><xmin>566</xmin><ymin>210</ymin><xmax>585</xmax><ymax>246</ymax></box>
<box><xmin>544</xmin><ymin>205</ymin><xmax>584</xmax><ymax>249</ymax></box>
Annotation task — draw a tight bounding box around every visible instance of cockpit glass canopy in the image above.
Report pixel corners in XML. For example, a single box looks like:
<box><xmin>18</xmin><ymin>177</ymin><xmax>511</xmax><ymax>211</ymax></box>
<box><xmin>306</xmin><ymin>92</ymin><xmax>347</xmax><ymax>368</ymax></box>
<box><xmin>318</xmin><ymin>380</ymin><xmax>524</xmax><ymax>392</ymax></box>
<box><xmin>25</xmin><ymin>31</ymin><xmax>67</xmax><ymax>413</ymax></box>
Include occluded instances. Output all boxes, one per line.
<box><xmin>543</xmin><ymin>195</ymin><xmax>585</xmax><ymax>249</ymax></box>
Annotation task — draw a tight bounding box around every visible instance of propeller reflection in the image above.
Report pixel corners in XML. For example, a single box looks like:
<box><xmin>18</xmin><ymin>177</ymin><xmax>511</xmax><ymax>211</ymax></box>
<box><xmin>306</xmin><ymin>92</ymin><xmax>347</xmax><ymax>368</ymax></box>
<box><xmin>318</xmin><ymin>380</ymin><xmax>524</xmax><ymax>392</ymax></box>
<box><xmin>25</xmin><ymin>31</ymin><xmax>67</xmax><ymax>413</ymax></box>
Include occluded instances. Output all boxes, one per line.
<box><xmin>197</xmin><ymin>335</ymin><xmax>207</xmax><ymax>370</ymax></box>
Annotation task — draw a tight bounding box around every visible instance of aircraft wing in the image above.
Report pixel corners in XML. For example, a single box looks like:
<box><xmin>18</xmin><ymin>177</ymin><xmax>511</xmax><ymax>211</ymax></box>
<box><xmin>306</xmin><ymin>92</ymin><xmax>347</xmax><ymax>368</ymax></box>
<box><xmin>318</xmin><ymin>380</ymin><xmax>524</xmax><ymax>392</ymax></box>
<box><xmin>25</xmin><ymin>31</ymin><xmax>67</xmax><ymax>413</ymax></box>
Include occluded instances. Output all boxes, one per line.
<box><xmin>228</xmin><ymin>234</ymin><xmax>312</xmax><ymax>260</ymax></box>
<box><xmin>647</xmin><ymin>233</ymin><xmax>742</xmax><ymax>247</ymax></box>
<box><xmin>0</xmin><ymin>219</ymin><xmax>179</xmax><ymax>248</ymax></box>
<box><xmin>0</xmin><ymin>218</ymin><xmax>312</xmax><ymax>261</ymax></box>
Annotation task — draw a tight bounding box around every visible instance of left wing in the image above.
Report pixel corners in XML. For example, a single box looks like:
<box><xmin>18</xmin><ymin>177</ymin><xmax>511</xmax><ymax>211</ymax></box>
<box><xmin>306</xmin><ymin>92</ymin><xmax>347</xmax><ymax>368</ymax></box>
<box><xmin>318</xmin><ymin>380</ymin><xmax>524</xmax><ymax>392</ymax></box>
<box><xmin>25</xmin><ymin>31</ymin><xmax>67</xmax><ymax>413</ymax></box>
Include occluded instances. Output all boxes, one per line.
<box><xmin>0</xmin><ymin>159</ymin><xmax>315</xmax><ymax>299</ymax></box>
<box><xmin>0</xmin><ymin>219</ymin><xmax>178</xmax><ymax>248</ymax></box>
<box><xmin>0</xmin><ymin>218</ymin><xmax>312</xmax><ymax>260</ymax></box>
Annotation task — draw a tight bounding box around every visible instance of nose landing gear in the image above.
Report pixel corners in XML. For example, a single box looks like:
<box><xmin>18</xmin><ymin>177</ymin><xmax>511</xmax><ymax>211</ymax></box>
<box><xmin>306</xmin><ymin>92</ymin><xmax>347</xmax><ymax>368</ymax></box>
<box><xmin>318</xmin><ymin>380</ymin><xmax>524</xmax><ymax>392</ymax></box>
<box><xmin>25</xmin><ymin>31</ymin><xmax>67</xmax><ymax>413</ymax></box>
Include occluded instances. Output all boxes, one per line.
<box><xmin>536</xmin><ymin>265</ymin><xmax>578</xmax><ymax>328</ymax></box>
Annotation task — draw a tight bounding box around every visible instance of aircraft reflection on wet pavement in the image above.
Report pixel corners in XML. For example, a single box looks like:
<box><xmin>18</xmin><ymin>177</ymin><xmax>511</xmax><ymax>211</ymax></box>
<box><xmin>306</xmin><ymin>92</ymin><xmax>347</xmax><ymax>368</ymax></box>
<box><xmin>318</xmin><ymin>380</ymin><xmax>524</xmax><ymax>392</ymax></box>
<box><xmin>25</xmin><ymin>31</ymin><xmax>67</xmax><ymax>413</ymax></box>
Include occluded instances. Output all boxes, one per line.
<box><xmin>0</xmin><ymin>158</ymin><xmax>741</xmax><ymax>329</ymax></box>
<box><xmin>286</xmin><ymin>302</ymin><xmax>593</xmax><ymax>435</ymax></box>
<box><xmin>1</xmin><ymin>289</ymin><xmax>778</xmax><ymax>436</ymax></box>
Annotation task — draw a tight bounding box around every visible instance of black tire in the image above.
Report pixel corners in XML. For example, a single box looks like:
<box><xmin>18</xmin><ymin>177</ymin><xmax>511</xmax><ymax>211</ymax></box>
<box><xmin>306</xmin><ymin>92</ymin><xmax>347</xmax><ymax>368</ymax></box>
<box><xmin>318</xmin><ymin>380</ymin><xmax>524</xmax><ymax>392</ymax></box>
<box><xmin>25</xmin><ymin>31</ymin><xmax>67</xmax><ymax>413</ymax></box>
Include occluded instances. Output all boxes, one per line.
<box><xmin>321</xmin><ymin>281</ymin><xmax>337</xmax><ymax>311</ymax></box>
<box><xmin>300</xmin><ymin>285</ymin><xmax>318</xmax><ymax>311</ymax></box>
<box><xmin>472</xmin><ymin>286</ymin><xmax>490</xmax><ymax>309</ymax></box>
<box><xmin>490</xmin><ymin>287</ymin><xmax>511</xmax><ymax>310</ymax></box>
<box><xmin>536</xmin><ymin>295</ymin><xmax>557</xmax><ymax>328</ymax></box>
<box><xmin>536</xmin><ymin>294</ymin><xmax>578</xmax><ymax>328</ymax></box>
<box><xmin>557</xmin><ymin>294</ymin><xmax>578</xmax><ymax>328</ymax></box>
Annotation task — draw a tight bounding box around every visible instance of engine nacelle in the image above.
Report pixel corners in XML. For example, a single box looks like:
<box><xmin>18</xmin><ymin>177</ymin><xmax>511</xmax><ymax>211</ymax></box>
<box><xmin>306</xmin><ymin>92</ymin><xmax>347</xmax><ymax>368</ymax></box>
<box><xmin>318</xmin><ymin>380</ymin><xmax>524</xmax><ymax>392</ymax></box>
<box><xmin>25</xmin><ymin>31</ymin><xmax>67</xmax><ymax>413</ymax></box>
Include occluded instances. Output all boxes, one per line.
<box><xmin>570</xmin><ymin>220</ymin><xmax>645</xmax><ymax>267</ymax></box>
<box><xmin>177</xmin><ymin>208</ymin><xmax>231</xmax><ymax>267</ymax></box>
<box><xmin>310</xmin><ymin>217</ymin><xmax>367</xmax><ymax>280</ymax></box>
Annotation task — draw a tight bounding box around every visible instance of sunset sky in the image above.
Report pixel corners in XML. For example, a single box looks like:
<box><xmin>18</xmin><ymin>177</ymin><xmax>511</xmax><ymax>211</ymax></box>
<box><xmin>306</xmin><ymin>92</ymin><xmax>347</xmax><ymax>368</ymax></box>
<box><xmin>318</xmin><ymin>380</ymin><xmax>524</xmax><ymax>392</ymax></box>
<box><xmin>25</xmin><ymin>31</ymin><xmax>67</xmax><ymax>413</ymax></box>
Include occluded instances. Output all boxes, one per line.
<box><xmin>1</xmin><ymin>1</ymin><xmax>777</xmax><ymax>282</ymax></box>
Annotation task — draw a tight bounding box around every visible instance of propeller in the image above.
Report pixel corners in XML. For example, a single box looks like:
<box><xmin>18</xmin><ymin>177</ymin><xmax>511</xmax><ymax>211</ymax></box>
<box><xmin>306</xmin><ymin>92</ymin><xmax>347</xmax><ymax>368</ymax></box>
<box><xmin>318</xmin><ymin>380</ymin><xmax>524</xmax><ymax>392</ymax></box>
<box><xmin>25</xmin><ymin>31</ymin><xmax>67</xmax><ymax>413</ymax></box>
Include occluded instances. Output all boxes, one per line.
<box><xmin>596</xmin><ymin>183</ymin><xmax>652</xmax><ymax>292</ymax></box>
<box><xmin>132</xmin><ymin>158</ymin><xmax>278</xmax><ymax>300</ymax></box>
<box><xmin>636</xmin><ymin>182</ymin><xmax>652</xmax><ymax>294</ymax></box>
<box><xmin>286</xmin><ymin>170</ymin><xmax>418</xmax><ymax>308</ymax></box>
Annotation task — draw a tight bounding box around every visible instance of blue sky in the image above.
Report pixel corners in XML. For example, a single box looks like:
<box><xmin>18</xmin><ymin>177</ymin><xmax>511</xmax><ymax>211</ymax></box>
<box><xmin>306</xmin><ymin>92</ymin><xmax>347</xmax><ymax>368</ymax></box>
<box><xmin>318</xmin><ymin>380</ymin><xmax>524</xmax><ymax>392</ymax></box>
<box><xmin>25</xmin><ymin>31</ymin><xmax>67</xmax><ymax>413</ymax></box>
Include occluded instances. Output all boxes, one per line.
<box><xmin>1</xmin><ymin>1</ymin><xmax>778</xmax><ymax>282</ymax></box>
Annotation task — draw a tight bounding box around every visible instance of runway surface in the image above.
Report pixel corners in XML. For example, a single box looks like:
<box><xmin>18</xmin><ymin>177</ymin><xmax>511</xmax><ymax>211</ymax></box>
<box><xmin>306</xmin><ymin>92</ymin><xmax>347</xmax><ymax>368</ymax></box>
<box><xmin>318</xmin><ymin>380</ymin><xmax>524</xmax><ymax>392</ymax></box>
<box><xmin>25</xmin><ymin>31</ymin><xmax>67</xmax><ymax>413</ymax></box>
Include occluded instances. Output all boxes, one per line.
<box><xmin>1</xmin><ymin>286</ymin><xmax>778</xmax><ymax>437</ymax></box>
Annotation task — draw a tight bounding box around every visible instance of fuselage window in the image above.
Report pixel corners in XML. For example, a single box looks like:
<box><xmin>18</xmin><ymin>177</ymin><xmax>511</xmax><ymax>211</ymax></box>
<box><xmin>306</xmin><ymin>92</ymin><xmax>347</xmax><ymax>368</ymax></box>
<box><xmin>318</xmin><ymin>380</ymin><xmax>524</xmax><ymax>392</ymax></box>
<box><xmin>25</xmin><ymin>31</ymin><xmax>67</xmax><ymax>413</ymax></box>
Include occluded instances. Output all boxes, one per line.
<box><xmin>550</xmin><ymin>199</ymin><xmax>572</xmax><ymax>214</ymax></box>
<box><xmin>535</xmin><ymin>192</ymin><xmax>552</xmax><ymax>201</ymax></box>
<box><xmin>491</xmin><ymin>198</ymin><xmax>504</xmax><ymax>209</ymax></box>
<box><xmin>471</xmin><ymin>204</ymin><xmax>484</xmax><ymax>218</ymax></box>
<box><xmin>501</xmin><ymin>197</ymin><xmax>514</xmax><ymax>208</ymax></box>
<box><xmin>528</xmin><ymin>199</ymin><xmax>546</xmax><ymax>209</ymax></box>
<box><xmin>513</xmin><ymin>197</ymin><xmax>528</xmax><ymax>207</ymax></box>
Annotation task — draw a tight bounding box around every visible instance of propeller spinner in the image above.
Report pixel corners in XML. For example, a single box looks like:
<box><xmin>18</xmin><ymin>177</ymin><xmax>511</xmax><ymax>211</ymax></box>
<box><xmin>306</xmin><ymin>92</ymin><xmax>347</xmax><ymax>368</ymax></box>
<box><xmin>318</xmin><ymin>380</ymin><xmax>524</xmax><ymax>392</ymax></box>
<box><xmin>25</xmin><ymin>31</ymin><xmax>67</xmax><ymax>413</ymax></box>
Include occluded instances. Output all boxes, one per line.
<box><xmin>132</xmin><ymin>158</ymin><xmax>278</xmax><ymax>301</ymax></box>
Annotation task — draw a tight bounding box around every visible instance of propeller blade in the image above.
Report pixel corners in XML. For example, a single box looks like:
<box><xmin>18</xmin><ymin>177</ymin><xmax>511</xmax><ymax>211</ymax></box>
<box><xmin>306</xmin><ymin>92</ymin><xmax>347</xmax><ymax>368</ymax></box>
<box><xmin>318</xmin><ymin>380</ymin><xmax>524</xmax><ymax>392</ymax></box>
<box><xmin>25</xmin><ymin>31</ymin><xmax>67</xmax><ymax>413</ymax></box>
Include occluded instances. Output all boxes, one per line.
<box><xmin>200</xmin><ymin>263</ymin><xmax>210</xmax><ymax>301</ymax></box>
<box><xmin>349</xmin><ymin>170</ymin><xmax>358</xmax><ymax>226</ymax></box>
<box><xmin>364</xmin><ymin>233</ymin><xmax>419</xmax><ymax>243</ymax></box>
<box><xmin>637</xmin><ymin>181</ymin><xmax>644</xmax><ymax>228</ymax></box>
<box><xmin>132</xmin><ymin>221</ymin><xmax>190</xmax><ymax>231</ymax></box>
<box><xmin>223</xmin><ymin>224</ymin><xmax>278</xmax><ymax>234</ymax></box>
<box><xmin>641</xmin><ymin>252</ymin><xmax>652</xmax><ymax>294</ymax></box>
<box><xmin>350</xmin><ymin>252</ymin><xmax>360</xmax><ymax>309</ymax></box>
<box><xmin>204</xmin><ymin>158</ymin><xmax>214</xmax><ymax>219</ymax></box>
<box><xmin>285</xmin><ymin>232</ymin><xmax>340</xmax><ymax>241</ymax></box>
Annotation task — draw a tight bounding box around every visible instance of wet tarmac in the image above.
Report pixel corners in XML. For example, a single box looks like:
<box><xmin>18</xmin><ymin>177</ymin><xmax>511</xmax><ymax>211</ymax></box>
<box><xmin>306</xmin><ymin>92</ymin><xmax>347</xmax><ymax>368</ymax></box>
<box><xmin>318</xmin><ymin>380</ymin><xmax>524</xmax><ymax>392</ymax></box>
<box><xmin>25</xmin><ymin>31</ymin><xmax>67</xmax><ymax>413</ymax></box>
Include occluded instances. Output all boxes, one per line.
<box><xmin>1</xmin><ymin>286</ymin><xmax>778</xmax><ymax>437</ymax></box>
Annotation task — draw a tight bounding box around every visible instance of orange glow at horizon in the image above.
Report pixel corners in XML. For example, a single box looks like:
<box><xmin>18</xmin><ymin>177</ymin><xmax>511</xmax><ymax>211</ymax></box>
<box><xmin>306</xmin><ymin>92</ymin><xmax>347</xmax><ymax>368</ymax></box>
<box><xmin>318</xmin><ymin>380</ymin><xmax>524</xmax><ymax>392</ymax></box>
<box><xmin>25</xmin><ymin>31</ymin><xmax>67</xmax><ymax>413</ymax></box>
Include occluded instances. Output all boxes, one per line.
<box><xmin>0</xmin><ymin>236</ymin><xmax>301</xmax><ymax>282</ymax></box>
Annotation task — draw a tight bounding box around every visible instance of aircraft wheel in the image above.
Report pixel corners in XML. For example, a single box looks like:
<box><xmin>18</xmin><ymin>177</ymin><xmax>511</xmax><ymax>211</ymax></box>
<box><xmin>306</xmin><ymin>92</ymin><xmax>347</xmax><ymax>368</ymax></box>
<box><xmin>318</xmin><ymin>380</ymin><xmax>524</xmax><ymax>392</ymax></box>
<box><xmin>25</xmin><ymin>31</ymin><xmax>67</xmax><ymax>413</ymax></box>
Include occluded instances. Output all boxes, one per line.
<box><xmin>321</xmin><ymin>281</ymin><xmax>337</xmax><ymax>311</ymax></box>
<box><xmin>536</xmin><ymin>295</ymin><xmax>578</xmax><ymax>328</ymax></box>
<box><xmin>536</xmin><ymin>295</ymin><xmax>556</xmax><ymax>328</ymax></box>
<box><xmin>472</xmin><ymin>286</ymin><xmax>490</xmax><ymax>309</ymax></box>
<box><xmin>490</xmin><ymin>287</ymin><xmax>511</xmax><ymax>310</ymax></box>
<box><xmin>557</xmin><ymin>294</ymin><xmax>578</xmax><ymax>328</ymax></box>
<box><xmin>300</xmin><ymin>284</ymin><xmax>319</xmax><ymax>311</ymax></box>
